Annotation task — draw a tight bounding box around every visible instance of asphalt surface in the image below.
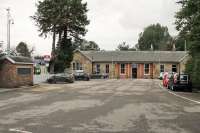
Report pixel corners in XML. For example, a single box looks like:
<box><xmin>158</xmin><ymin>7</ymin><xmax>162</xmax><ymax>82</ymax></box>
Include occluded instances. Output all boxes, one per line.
<box><xmin>0</xmin><ymin>79</ymin><xmax>200</xmax><ymax>133</ymax></box>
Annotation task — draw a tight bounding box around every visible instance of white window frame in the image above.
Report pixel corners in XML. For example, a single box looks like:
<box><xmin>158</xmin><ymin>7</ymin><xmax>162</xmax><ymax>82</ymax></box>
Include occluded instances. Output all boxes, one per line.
<box><xmin>120</xmin><ymin>64</ymin><xmax>126</xmax><ymax>74</ymax></box>
<box><xmin>75</xmin><ymin>62</ymin><xmax>83</xmax><ymax>70</ymax></box>
<box><xmin>160</xmin><ymin>64</ymin><xmax>165</xmax><ymax>73</ymax></box>
<box><xmin>144</xmin><ymin>64</ymin><xmax>150</xmax><ymax>75</ymax></box>
<box><xmin>80</xmin><ymin>64</ymin><xmax>83</xmax><ymax>70</ymax></box>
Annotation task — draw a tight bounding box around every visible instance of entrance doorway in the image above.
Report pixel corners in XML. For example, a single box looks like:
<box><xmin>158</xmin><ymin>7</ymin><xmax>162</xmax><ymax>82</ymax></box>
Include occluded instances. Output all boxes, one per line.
<box><xmin>132</xmin><ymin>64</ymin><xmax>137</xmax><ymax>79</ymax></box>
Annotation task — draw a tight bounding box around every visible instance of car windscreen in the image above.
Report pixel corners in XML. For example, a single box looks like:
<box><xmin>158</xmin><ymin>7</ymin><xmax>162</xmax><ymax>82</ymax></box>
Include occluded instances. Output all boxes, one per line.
<box><xmin>180</xmin><ymin>75</ymin><xmax>188</xmax><ymax>81</ymax></box>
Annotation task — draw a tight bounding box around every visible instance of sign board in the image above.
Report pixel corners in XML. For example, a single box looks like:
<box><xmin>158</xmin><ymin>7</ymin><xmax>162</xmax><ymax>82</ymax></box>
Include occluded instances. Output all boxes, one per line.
<box><xmin>43</xmin><ymin>55</ymin><xmax>51</xmax><ymax>62</ymax></box>
<box><xmin>132</xmin><ymin>64</ymin><xmax>138</xmax><ymax>68</ymax></box>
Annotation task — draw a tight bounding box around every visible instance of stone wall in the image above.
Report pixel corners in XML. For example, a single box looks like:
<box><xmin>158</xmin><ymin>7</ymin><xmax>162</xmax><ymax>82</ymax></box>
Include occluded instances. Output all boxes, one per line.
<box><xmin>153</xmin><ymin>63</ymin><xmax>180</xmax><ymax>79</ymax></box>
<box><xmin>93</xmin><ymin>63</ymin><xmax>115</xmax><ymax>78</ymax></box>
<box><xmin>72</xmin><ymin>52</ymin><xmax>92</xmax><ymax>74</ymax></box>
<box><xmin>180</xmin><ymin>55</ymin><xmax>190</xmax><ymax>74</ymax></box>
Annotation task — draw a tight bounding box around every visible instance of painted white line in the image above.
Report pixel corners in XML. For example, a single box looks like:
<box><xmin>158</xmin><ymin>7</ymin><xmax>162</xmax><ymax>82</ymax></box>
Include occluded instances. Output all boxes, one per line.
<box><xmin>159</xmin><ymin>83</ymin><xmax>200</xmax><ymax>104</ymax></box>
<box><xmin>9</xmin><ymin>128</ymin><xmax>32</xmax><ymax>133</ymax></box>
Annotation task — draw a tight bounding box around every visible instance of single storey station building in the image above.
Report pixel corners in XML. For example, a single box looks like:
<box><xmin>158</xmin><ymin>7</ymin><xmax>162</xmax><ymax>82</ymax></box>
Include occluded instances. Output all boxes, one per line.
<box><xmin>72</xmin><ymin>50</ymin><xmax>189</xmax><ymax>79</ymax></box>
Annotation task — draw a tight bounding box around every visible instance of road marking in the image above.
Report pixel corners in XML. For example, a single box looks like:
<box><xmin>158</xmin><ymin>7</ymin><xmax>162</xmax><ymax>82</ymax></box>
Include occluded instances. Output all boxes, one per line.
<box><xmin>159</xmin><ymin>83</ymin><xmax>200</xmax><ymax>104</ymax></box>
<box><xmin>9</xmin><ymin>128</ymin><xmax>32</xmax><ymax>133</ymax></box>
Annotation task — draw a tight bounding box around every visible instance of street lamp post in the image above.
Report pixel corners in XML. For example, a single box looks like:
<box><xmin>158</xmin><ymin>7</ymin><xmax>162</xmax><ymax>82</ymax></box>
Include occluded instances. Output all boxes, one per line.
<box><xmin>6</xmin><ymin>8</ymin><xmax>14</xmax><ymax>55</ymax></box>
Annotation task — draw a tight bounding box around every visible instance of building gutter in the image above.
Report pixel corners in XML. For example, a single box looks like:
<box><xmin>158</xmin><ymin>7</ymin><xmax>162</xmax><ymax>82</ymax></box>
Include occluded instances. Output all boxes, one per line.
<box><xmin>6</xmin><ymin>57</ymin><xmax>34</xmax><ymax>65</ymax></box>
<box><xmin>91</xmin><ymin>61</ymin><xmax>180</xmax><ymax>64</ymax></box>
<box><xmin>179</xmin><ymin>53</ymin><xmax>189</xmax><ymax>62</ymax></box>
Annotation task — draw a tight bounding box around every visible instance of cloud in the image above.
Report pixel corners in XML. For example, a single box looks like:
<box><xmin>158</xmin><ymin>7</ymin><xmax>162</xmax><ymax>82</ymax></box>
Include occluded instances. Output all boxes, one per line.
<box><xmin>0</xmin><ymin>0</ymin><xmax>180</xmax><ymax>54</ymax></box>
<box><xmin>85</xmin><ymin>0</ymin><xmax>179</xmax><ymax>50</ymax></box>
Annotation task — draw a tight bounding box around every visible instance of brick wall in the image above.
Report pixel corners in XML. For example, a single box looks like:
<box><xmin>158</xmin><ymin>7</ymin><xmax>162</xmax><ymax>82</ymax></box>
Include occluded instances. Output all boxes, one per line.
<box><xmin>0</xmin><ymin>60</ymin><xmax>33</xmax><ymax>88</ymax></box>
<box><xmin>137</xmin><ymin>64</ymin><xmax>144</xmax><ymax>79</ymax></box>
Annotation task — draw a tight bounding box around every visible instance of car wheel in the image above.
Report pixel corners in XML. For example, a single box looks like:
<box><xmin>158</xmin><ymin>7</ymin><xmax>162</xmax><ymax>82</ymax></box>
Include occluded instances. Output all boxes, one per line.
<box><xmin>69</xmin><ymin>80</ymin><xmax>74</xmax><ymax>83</ymax></box>
<box><xmin>48</xmin><ymin>79</ymin><xmax>53</xmax><ymax>84</ymax></box>
<box><xmin>187</xmin><ymin>86</ymin><xmax>192</xmax><ymax>92</ymax></box>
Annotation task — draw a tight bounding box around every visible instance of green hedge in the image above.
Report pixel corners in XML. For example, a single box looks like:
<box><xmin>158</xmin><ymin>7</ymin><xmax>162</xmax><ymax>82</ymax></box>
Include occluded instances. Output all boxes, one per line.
<box><xmin>186</xmin><ymin>55</ymin><xmax>200</xmax><ymax>89</ymax></box>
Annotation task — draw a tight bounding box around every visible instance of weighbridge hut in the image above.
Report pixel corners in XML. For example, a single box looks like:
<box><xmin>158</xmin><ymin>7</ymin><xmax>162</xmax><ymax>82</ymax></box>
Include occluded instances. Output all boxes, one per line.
<box><xmin>0</xmin><ymin>56</ymin><xmax>34</xmax><ymax>88</ymax></box>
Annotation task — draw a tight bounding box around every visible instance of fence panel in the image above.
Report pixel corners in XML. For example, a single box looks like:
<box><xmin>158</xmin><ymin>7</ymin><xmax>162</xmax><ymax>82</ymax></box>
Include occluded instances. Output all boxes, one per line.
<box><xmin>33</xmin><ymin>74</ymin><xmax>52</xmax><ymax>84</ymax></box>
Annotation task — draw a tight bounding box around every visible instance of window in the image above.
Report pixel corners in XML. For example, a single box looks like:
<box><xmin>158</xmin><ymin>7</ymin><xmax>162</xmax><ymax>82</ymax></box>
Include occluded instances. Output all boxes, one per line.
<box><xmin>17</xmin><ymin>68</ymin><xmax>31</xmax><ymax>75</ymax></box>
<box><xmin>120</xmin><ymin>64</ymin><xmax>126</xmax><ymax>74</ymax></box>
<box><xmin>144</xmin><ymin>64</ymin><xmax>150</xmax><ymax>75</ymax></box>
<box><xmin>72</xmin><ymin>63</ymin><xmax>76</xmax><ymax>70</ymax></box>
<box><xmin>80</xmin><ymin>64</ymin><xmax>83</xmax><ymax>70</ymax></box>
<box><xmin>75</xmin><ymin>62</ymin><xmax>83</xmax><ymax>70</ymax></box>
<box><xmin>96</xmin><ymin>64</ymin><xmax>100</xmax><ymax>74</ymax></box>
<box><xmin>160</xmin><ymin>64</ymin><xmax>165</xmax><ymax>73</ymax></box>
<box><xmin>172</xmin><ymin>64</ymin><xmax>177</xmax><ymax>72</ymax></box>
<box><xmin>76</xmin><ymin>62</ymin><xmax>80</xmax><ymax>70</ymax></box>
<box><xmin>106</xmin><ymin>64</ymin><xmax>109</xmax><ymax>74</ymax></box>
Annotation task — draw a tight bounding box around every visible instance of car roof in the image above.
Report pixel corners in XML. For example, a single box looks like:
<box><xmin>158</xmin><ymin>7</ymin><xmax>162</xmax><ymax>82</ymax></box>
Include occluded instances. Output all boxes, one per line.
<box><xmin>75</xmin><ymin>70</ymin><xmax>84</xmax><ymax>73</ymax></box>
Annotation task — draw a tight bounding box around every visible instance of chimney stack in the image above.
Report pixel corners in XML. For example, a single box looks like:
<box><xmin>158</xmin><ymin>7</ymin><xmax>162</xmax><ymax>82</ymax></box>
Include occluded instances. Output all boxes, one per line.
<box><xmin>172</xmin><ymin>43</ymin><xmax>176</xmax><ymax>51</ymax></box>
<box><xmin>150</xmin><ymin>44</ymin><xmax>154</xmax><ymax>51</ymax></box>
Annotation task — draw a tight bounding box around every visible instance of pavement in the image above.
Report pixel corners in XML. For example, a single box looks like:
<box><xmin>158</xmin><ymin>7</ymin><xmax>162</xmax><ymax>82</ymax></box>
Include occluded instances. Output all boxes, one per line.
<box><xmin>0</xmin><ymin>79</ymin><xmax>200</xmax><ymax>133</ymax></box>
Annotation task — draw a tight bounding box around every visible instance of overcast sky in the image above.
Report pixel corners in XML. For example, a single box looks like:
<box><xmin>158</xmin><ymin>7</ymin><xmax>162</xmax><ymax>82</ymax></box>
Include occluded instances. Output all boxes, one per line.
<box><xmin>0</xmin><ymin>0</ymin><xmax>180</xmax><ymax>55</ymax></box>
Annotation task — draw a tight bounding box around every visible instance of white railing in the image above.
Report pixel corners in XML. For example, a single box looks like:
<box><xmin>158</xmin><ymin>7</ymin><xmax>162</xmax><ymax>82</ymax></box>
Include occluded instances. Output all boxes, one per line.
<box><xmin>33</xmin><ymin>74</ymin><xmax>53</xmax><ymax>84</ymax></box>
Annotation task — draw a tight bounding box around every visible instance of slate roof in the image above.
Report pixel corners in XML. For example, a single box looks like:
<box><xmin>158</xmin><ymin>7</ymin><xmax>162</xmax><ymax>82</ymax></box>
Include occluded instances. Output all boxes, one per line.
<box><xmin>79</xmin><ymin>51</ymin><xmax>188</xmax><ymax>63</ymax></box>
<box><xmin>0</xmin><ymin>56</ymin><xmax>33</xmax><ymax>64</ymax></box>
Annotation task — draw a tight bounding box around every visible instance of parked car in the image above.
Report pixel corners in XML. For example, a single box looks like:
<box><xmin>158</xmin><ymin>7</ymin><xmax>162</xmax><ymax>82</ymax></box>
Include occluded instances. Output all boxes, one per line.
<box><xmin>74</xmin><ymin>70</ymin><xmax>90</xmax><ymax>81</ymax></box>
<box><xmin>168</xmin><ymin>74</ymin><xmax>192</xmax><ymax>92</ymax></box>
<box><xmin>47</xmin><ymin>73</ymin><xmax>74</xmax><ymax>84</ymax></box>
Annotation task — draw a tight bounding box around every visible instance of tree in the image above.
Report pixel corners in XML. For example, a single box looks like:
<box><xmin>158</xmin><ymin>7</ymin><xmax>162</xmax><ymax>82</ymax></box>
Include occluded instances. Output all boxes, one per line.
<box><xmin>175</xmin><ymin>0</ymin><xmax>200</xmax><ymax>87</ymax></box>
<box><xmin>117</xmin><ymin>42</ymin><xmax>129</xmax><ymax>51</ymax></box>
<box><xmin>137</xmin><ymin>23</ymin><xmax>172</xmax><ymax>51</ymax></box>
<box><xmin>78</xmin><ymin>40</ymin><xmax>100</xmax><ymax>51</ymax></box>
<box><xmin>16</xmin><ymin>42</ymin><xmax>34</xmax><ymax>57</ymax></box>
<box><xmin>117</xmin><ymin>42</ymin><xmax>136</xmax><ymax>51</ymax></box>
<box><xmin>0</xmin><ymin>43</ymin><xmax>5</xmax><ymax>57</ymax></box>
<box><xmin>32</xmin><ymin>0</ymin><xmax>90</xmax><ymax>73</ymax></box>
<box><xmin>174</xmin><ymin>36</ymin><xmax>186</xmax><ymax>51</ymax></box>
<box><xmin>0</xmin><ymin>43</ymin><xmax>2</xmax><ymax>54</ymax></box>
<box><xmin>54</xmin><ymin>38</ymin><xmax>74</xmax><ymax>72</ymax></box>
